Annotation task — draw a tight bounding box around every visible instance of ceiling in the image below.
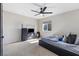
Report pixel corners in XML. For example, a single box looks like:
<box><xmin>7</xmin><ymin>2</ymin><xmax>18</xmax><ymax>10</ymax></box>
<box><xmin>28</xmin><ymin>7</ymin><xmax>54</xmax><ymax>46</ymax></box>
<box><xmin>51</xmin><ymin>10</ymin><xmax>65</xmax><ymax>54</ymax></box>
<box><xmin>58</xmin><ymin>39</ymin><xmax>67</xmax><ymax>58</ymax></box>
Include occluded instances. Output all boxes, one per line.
<box><xmin>3</xmin><ymin>3</ymin><xmax>79</xmax><ymax>19</ymax></box>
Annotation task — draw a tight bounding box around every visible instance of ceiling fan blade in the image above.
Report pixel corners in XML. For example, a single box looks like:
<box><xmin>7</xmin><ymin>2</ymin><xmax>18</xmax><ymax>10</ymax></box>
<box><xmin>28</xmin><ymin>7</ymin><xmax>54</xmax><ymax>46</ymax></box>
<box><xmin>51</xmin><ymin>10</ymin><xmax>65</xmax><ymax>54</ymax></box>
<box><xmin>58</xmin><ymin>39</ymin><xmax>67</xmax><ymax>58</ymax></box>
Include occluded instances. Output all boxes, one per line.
<box><xmin>31</xmin><ymin>10</ymin><xmax>40</xmax><ymax>13</ymax></box>
<box><xmin>34</xmin><ymin>13</ymin><xmax>40</xmax><ymax>16</ymax></box>
<box><xmin>33</xmin><ymin>3</ymin><xmax>42</xmax><ymax>8</ymax></box>
<box><xmin>43</xmin><ymin>12</ymin><xmax>53</xmax><ymax>14</ymax></box>
<box><xmin>42</xmin><ymin>7</ymin><xmax>47</xmax><ymax>12</ymax></box>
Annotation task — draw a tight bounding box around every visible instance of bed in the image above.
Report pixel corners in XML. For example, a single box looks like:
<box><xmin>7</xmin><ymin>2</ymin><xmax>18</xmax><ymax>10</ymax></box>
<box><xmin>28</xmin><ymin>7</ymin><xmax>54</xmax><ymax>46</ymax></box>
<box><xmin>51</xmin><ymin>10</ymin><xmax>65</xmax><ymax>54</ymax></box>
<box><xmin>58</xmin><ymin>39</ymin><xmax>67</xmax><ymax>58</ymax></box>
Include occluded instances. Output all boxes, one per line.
<box><xmin>39</xmin><ymin>38</ymin><xmax>79</xmax><ymax>56</ymax></box>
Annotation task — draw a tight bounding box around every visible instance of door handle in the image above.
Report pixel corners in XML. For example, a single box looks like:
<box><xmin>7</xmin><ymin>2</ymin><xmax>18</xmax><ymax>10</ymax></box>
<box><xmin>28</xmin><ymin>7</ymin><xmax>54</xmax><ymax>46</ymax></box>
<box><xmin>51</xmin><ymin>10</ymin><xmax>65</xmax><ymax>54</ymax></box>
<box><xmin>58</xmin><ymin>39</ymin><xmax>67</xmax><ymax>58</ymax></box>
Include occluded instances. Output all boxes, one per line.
<box><xmin>0</xmin><ymin>36</ymin><xmax>4</xmax><ymax>38</ymax></box>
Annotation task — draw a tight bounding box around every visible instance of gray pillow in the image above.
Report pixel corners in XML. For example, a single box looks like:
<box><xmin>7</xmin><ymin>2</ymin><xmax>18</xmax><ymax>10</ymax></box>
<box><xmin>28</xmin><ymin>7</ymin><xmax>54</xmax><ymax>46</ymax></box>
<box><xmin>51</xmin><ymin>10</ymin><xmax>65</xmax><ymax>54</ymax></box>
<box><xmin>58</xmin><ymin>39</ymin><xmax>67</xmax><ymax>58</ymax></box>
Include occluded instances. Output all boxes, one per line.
<box><xmin>65</xmin><ymin>34</ymin><xmax>77</xmax><ymax>44</ymax></box>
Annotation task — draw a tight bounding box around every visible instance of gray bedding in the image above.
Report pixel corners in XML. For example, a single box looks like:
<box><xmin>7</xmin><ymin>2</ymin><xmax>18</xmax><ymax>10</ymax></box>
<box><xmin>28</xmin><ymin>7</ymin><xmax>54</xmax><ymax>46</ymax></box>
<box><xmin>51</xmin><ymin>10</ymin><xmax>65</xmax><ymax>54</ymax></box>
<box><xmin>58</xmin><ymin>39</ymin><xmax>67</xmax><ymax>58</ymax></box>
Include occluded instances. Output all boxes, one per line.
<box><xmin>41</xmin><ymin>38</ymin><xmax>79</xmax><ymax>55</ymax></box>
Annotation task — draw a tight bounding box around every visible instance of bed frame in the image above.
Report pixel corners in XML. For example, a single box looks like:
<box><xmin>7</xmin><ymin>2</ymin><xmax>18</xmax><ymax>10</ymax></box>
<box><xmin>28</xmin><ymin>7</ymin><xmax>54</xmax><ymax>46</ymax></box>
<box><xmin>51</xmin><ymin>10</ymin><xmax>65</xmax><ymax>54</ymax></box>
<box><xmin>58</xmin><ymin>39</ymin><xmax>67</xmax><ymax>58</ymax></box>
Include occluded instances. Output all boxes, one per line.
<box><xmin>39</xmin><ymin>40</ymin><xmax>79</xmax><ymax>56</ymax></box>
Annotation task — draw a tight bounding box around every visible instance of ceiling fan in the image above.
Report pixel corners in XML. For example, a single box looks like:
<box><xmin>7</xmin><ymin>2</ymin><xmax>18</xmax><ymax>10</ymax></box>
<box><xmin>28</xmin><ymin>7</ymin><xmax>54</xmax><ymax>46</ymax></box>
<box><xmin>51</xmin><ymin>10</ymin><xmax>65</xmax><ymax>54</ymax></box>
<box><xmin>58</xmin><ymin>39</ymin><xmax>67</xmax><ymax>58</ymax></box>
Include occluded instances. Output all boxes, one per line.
<box><xmin>31</xmin><ymin>4</ymin><xmax>53</xmax><ymax>16</ymax></box>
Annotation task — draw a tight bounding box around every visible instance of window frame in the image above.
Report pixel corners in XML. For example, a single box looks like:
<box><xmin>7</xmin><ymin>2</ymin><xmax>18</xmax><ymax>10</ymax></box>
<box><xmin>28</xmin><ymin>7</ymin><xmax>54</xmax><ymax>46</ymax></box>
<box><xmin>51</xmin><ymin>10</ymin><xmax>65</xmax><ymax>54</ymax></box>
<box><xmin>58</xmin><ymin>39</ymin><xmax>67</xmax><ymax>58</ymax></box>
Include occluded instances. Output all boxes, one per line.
<box><xmin>42</xmin><ymin>21</ymin><xmax>52</xmax><ymax>32</ymax></box>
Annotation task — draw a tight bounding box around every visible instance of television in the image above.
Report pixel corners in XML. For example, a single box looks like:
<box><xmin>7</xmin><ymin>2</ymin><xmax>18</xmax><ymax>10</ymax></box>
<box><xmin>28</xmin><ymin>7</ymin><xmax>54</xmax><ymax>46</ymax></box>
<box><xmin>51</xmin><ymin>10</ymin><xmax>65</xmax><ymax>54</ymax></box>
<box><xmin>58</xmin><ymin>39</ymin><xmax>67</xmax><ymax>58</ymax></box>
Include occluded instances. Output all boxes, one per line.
<box><xmin>28</xmin><ymin>29</ymin><xmax>34</xmax><ymax>33</ymax></box>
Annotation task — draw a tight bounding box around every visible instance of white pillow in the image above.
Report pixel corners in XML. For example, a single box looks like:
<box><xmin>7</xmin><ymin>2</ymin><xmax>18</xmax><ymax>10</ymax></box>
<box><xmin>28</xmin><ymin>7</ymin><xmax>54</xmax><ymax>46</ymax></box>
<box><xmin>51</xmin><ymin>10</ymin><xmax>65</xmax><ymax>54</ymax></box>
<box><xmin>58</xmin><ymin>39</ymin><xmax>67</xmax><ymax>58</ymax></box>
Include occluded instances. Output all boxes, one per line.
<box><xmin>75</xmin><ymin>37</ymin><xmax>79</xmax><ymax>45</ymax></box>
<box><xmin>62</xmin><ymin>35</ymin><xmax>66</xmax><ymax>42</ymax></box>
<box><xmin>49</xmin><ymin>38</ymin><xmax>58</xmax><ymax>42</ymax></box>
<box><xmin>52</xmin><ymin>34</ymin><xmax>63</xmax><ymax>38</ymax></box>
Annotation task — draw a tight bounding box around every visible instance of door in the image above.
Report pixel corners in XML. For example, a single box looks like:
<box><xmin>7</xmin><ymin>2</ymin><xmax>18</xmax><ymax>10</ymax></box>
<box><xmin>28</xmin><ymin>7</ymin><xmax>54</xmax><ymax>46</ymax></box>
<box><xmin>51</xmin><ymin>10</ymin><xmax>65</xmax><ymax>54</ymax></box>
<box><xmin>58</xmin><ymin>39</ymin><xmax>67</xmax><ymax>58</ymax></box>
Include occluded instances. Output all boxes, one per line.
<box><xmin>0</xmin><ymin>3</ymin><xmax>3</xmax><ymax>56</ymax></box>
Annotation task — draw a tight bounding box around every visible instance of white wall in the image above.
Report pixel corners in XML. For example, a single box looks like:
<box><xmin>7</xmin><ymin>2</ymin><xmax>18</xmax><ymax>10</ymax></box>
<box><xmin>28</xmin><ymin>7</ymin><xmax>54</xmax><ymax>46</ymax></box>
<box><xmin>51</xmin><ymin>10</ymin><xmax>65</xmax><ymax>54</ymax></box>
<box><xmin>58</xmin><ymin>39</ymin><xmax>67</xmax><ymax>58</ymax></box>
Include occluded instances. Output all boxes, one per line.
<box><xmin>3</xmin><ymin>11</ymin><xmax>37</xmax><ymax>45</ymax></box>
<box><xmin>3</xmin><ymin>9</ymin><xmax>79</xmax><ymax>44</ymax></box>
<box><xmin>38</xmin><ymin>9</ymin><xmax>79</xmax><ymax>37</ymax></box>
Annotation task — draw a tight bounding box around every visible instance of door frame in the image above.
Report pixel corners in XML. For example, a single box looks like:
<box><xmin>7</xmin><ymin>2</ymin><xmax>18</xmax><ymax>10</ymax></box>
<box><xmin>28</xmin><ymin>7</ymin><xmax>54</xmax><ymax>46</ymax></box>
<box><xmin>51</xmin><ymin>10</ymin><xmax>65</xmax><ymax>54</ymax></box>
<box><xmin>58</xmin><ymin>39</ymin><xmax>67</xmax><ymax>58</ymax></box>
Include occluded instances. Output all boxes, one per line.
<box><xmin>0</xmin><ymin>3</ymin><xmax>3</xmax><ymax>56</ymax></box>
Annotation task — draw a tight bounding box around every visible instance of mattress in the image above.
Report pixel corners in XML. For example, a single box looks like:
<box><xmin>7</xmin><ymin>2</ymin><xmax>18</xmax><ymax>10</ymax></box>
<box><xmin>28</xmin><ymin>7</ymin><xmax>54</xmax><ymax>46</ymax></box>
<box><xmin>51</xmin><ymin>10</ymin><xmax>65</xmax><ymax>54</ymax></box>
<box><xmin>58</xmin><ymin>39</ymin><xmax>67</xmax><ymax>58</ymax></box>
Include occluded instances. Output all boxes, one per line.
<box><xmin>73</xmin><ymin>46</ymin><xmax>79</xmax><ymax>51</ymax></box>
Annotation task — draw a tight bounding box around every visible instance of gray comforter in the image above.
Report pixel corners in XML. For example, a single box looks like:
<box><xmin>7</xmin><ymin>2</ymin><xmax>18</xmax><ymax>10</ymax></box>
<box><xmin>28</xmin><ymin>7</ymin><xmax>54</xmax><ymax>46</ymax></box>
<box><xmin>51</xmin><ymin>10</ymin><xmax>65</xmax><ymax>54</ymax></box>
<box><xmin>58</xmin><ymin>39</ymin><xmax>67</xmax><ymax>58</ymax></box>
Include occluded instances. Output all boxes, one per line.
<box><xmin>41</xmin><ymin>38</ymin><xmax>79</xmax><ymax>55</ymax></box>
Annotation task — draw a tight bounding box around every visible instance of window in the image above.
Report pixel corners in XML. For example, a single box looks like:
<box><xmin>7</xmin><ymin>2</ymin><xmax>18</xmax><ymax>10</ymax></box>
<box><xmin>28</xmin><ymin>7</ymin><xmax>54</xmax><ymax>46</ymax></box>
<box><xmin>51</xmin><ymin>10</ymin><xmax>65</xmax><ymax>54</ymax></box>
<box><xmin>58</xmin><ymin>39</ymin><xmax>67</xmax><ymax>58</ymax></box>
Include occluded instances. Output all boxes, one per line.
<box><xmin>42</xmin><ymin>21</ymin><xmax>52</xmax><ymax>32</ymax></box>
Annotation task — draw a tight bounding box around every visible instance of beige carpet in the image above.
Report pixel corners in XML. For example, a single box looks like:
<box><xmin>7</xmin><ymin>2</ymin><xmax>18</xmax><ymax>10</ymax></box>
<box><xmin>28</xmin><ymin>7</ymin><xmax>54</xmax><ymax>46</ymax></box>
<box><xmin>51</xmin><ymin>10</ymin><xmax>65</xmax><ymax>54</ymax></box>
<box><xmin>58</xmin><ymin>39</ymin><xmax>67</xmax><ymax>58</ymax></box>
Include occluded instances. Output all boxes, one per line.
<box><xmin>3</xmin><ymin>39</ymin><xmax>57</xmax><ymax>56</ymax></box>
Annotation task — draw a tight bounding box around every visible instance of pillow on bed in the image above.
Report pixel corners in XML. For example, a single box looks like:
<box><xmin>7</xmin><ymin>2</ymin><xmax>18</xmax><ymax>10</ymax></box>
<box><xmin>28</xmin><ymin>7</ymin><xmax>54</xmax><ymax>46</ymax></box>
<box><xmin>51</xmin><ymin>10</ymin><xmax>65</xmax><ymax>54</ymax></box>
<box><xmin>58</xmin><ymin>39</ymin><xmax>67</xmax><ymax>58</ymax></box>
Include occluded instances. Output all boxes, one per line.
<box><xmin>49</xmin><ymin>37</ymin><xmax>58</xmax><ymax>42</ymax></box>
<box><xmin>58</xmin><ymin>35</ymin><xmax>64</xmax><ymax>41</ymax></box>
<box><xmin>52</xmin><ymin>34</ymin><xmax>65</xmax><ymax>41</ymax></box>
<box><xmin>62</xmin><ymin>35</ymin><xmax>66</xmax><ymax>42</ymax></box>
<box><xmin>75</xmin><ymin>37</ymin><xmax>79</xmax><ymax>45</ymax></box>
<box><xmin>46</xmin><ymin>36</ymin><xmax>58</xmax><ymax>41</ymax></box>
<box><xmin>65</xmin><ymin>33</ymin><xmax>77</xmax><ymax>44</ymax></box>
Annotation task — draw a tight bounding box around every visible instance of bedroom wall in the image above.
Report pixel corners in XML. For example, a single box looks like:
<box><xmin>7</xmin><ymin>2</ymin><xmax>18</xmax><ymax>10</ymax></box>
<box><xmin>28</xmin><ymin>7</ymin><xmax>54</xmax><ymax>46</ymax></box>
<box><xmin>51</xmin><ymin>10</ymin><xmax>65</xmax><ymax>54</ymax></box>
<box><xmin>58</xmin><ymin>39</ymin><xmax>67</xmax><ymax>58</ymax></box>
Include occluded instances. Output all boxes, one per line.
<box><xmin>3</xmin><ymin>11</ymin><xmax>37</xmax><ymax>45</ymax></box>
<box><xmin>37</xmin><ymin>9</ymin><xmax>79</xmax><ymax>37</ymax></box>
